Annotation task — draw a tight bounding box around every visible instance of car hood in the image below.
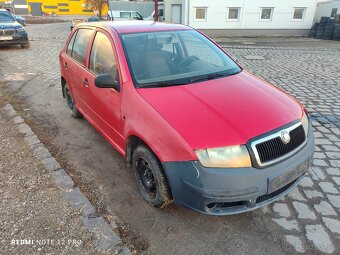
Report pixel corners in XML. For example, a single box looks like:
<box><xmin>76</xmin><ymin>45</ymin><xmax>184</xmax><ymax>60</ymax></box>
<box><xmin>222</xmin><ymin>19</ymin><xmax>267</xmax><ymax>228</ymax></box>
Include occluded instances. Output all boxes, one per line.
<box><xmin>137</xmin><ymin>71</ymin><xmax>303</xmax><ymax>149</ymax></box>
<box><xmin>0</xmin><ymin>21</ymin><xmax>21</xmax><ymax>29</ymax></box>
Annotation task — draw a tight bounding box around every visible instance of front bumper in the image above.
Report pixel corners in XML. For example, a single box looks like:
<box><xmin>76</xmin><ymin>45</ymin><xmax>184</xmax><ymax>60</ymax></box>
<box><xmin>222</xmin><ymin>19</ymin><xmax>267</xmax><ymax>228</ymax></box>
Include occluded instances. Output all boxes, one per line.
<box><xmin>162</xmin><ymin>125</ymin><xmax>314</xmax><ymax>215</ymax></box>
<box><xmin>0</xmin><ymin>32</ymin><xmax>28</xmax><ymax>46</ymax></box>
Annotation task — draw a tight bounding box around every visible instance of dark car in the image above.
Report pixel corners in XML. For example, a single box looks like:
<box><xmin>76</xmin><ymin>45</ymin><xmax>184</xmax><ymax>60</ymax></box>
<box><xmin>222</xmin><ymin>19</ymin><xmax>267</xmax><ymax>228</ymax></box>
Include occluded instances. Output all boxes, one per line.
<box><xmin>86</xmin><ymin>16</ymin><xmax>100</xmax><ymax>22</ymax></box>
<box><xmin>14</xmin><ymin>15</ymin><xmax>26</xmax><ymax>26</ymax></box>
<box><xmin>0</xmin><ymin>9</ymin><xmax>29</xmax><ymax>49</ymax></box>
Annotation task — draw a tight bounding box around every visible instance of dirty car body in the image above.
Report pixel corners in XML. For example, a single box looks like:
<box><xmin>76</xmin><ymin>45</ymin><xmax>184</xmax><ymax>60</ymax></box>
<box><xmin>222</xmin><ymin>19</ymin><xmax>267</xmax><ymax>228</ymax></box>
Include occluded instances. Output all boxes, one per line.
<box><xmin>59</xmin><ymin>21</ymin><xmax>314</xmax><ymax>215</ymax></box>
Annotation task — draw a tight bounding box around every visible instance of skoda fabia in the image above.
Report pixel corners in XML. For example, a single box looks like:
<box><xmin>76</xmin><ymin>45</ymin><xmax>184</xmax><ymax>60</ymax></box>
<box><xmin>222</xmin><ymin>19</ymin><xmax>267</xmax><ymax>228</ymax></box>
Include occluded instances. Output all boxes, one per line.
<box><xmin>59</xmin><ymin>21</ymin><xmax>314</xmax><ymax>215</ymax></box>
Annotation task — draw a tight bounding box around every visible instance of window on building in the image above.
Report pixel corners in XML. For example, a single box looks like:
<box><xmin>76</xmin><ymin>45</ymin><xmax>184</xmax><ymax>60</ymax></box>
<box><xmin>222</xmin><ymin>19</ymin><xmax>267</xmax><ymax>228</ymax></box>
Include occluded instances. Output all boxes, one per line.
<box><xmin>71</xmin><ymin>29</ymin><xmax>93</xmax><ymax>64</ymax></box>
<box><xmin>195</xmin><ymin>7</ymin><xmax>207</xmax><ymax>21</ymax></box>
<box><xmin>331</xmin><ymin>8</ymin><xmax>338</xmax><ymax>18</ymax></box>
<box><xmin>228</xmin><ymin>8</ymin><xmax>240</xmax><ymax>21</ymax></box>
<box><xmin>293</xmin><ymin>8</ymin><xmax>306</xmax><ymax>20</ymax></box>
<box><xmin>260</xmin><ymin>8</ymin><xmax>273</xmax><ymax>20</ymax></box>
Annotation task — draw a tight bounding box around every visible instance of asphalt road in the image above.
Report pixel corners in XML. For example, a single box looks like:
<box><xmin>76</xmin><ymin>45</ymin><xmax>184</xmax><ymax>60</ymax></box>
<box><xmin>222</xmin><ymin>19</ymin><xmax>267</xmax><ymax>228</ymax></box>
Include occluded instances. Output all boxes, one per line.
<box><xmin>0</xmin><ymin>22</ymin><xmax>339</xmax><ymax>255</ymax></box>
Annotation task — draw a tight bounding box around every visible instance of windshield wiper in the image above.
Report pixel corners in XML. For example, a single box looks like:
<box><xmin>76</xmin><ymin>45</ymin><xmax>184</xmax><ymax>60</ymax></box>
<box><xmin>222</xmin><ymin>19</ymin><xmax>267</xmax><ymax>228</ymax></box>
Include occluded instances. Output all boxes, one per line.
<box><xmin>189</xmin><ymin>73</ymin><xmax>227</xmax><ymax>83</ymax></box>
<box><xmin>138</xmin><ymin>81</ymin><xmax>190</xmax><ymax>88</ymax></box>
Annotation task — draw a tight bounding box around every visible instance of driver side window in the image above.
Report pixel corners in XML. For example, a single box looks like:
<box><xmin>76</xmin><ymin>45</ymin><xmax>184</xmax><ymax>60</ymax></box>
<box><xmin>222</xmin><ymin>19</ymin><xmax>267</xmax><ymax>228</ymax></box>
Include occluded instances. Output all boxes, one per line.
<box><xmin>89</xmin><ymin>31</ymin><xmax>118</xmax><ymax>81</ymax></box>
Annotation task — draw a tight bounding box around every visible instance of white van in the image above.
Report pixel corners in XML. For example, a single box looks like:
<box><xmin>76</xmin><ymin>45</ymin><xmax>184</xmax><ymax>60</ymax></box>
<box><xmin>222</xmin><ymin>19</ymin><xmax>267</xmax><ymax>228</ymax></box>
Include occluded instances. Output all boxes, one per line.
<box><xmin>146</xmin><ymin>4</ymin><xmax>164</xmax><ymax>21</ymax></box>
<box><xmin>107</xmin><ymin>10</ymin><xmax>143</xmax><ymax>21</ymax></box>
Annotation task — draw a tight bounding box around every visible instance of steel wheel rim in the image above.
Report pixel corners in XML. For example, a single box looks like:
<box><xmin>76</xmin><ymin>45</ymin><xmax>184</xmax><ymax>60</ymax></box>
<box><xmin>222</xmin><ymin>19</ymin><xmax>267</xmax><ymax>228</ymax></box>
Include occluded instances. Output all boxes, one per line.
<box><xmin>136</xmin><ymin>157</ymin><xmax>157</xmax><ymax>198</ymax></box>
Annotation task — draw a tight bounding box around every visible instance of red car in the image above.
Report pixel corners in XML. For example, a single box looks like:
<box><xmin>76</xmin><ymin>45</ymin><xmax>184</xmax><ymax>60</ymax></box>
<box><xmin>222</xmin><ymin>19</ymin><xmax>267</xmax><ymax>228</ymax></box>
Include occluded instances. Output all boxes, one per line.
<box><xmin>59</xmin><ymin>21</ymin><xmax>314</xmax><ymax>215</ymax></box>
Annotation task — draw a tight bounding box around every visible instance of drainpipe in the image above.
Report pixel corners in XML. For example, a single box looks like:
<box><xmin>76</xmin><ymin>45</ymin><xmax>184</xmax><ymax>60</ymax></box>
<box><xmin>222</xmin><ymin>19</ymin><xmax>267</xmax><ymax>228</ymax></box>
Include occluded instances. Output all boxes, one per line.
<box><xmin>186</xmin><ymin>0</ymin><xmax>190</xmax><ymax>25</ymax></box>
<box><xmin>155</xmin><ymin>0</ymin><xmax>158</xmax><ymax>21</ymax></box>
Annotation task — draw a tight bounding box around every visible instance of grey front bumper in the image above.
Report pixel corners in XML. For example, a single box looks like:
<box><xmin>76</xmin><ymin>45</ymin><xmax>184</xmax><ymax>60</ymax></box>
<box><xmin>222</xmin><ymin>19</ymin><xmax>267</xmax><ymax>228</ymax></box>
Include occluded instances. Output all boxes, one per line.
<box><xmin>162</xmin><ymin>127</ymin><xmax>314</xmax><ymax>216</ymax></box>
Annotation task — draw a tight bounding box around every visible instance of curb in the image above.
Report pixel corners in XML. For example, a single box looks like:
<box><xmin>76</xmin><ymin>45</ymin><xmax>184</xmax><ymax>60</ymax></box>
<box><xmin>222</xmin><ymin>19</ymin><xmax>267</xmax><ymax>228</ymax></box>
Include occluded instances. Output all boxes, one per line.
<box><xmin>2</xmin><ymin>103</ymin><xmax>132</xmax><ymax>255</ymax></box>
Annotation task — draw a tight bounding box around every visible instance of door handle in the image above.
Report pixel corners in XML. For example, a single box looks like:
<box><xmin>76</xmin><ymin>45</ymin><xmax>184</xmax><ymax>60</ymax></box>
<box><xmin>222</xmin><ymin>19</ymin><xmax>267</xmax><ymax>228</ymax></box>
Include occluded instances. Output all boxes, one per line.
<box><xmin>83</xmin><ymin>78</ymin><xmax>89</xmax><ymax>87</ymax></box>
<box><xmin>64</xmin><ymin>63</ymin><xmax>68</xmax><ymax>69</ymax></box>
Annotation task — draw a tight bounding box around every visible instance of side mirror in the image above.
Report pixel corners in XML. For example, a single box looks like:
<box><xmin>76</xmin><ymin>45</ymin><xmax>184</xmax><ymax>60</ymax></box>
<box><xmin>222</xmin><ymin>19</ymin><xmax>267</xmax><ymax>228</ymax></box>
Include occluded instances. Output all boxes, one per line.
<box><xmin>95</xmin><ymin>73</ymin><xmax>120</xmax><ymax>92</ymax></box>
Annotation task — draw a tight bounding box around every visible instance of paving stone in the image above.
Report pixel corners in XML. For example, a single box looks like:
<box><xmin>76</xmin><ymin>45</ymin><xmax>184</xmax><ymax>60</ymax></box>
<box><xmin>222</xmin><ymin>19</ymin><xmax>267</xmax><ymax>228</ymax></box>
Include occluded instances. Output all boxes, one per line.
<box><xmin>285</xmin><ymin>235</ymin><xmax>305</xmax><ymax>253</ymax></box>
<box><xmin>305</xmin><ymin>225</ymin><xmax>334</xmax><ymax>254</ymax></box>
<box><xmin>327</xmin><ymin>194</ymin><xmax>340</xmax><ymax>208</ymax></box>
<box><xmin>288</xmin><ymin>188</ymin><xmax>306</xmax><ymax>201</ymax></box>
<box><xmin>82</xmin><ymin>216</ymin><xmax>125</xmax><ymax>252</ymax></box>
<box><xmin>51</xmin><ymin>169</ymin><xmax>74</xmax><ymax>191</ymax></box>
<box><xmin>312</xmin><ymin>159</ymin><xmax>328</xmax><ymax>167</ymax></box>
<box><xmin>313</xmin><ymin>152</ymin><xmax>326</xmax><ymax>159</ymax></box>
<box><xmin>325</xmin><ymin>152</ymin><xmax>340</xmax><ymax>159</ymax></box>
<box><xmin>41</xmin><ymin>157</ymin><xmax>62</xmax><ymax>172</ymax></box>
<box><xmin>63</xmin><ymin>188</ymin><xmax>96</xmax><ymax>217</ymax></box>
<box><xmin>292</xmin><ymin>202</ymin><xmax>317</xmax><ymax>219</ymax></box>
<box><xmin>314</xmin><ymin>139</ymin><xmax>332</xmax><ymax>145</ymax></box>
<box><xmin>272</xmin><ymin>218</ymin><xmax>299</xmax><ymax>231</ymax></box>
<box><xmin>32</xmin><ymin>144</ymin><xmax>52</xmax><ymax>161</ymax></box>
<box><xmin>322</xmin><ymin>145</ymin><xmax>339</xmax><ymax>151</ymax></box>
<box><xmin>3</xmin><ymin>103</ymin><xmax>16</xmax><ymax>116</ymax></box>
<box><xmin>326</xmin><ymin>168</ymin><xmax>340</xmax><ymax>176</ymax></box>
<box><xmin>322</xmin><ymin>217</ymin><xmax>340</xmax><ymax>235</ymax></box>
<box><xmin>13</xmin><ymin>115</ymin><xmax>24</xmax><ymax>124</ymax></box>
<box><xmin>303</xmin><ymin>189</ymin><xmax>323</xmax><ymax>199</ymax></box>
<box><xmin>332</xmin><ymin>176</ymin><xmax>340</xmax><ymax>185</ymax></box>
<box><xmin>311</xmin><ymin>167</ymin><xmax>326</xmax><ymax>180</ymax></box>
<box><xmin>314</xmin><ymin>201</ymin><xmax>337</xmax><ymax>216</ymax></box>
<box><xmin>299</xmin><ymin>176</ymin><xmax>314</xmax><ymax>187</ymax></box>
<box><xmin>329</xmin><ymin>160</ymin><xmax>340</xmax><ymax>168</ymax></box>
<box><xmin>318</xmin><ymin>182</ymin><xmax>339</xmax><ymax>194</ymax></box>
<box><xmin>17</xmin><ymin>123</ymin><xmax>34</xmax><ymax>137</ymax></box>
<box><xmin>24</xmin><ymin>134</ymin><xmax>41</xmax><ymax>146</ymax></box>
<box><xmin>272</xmin><ymin>203</ymin><xmax>291</xmax><ymax>217</ymax></box>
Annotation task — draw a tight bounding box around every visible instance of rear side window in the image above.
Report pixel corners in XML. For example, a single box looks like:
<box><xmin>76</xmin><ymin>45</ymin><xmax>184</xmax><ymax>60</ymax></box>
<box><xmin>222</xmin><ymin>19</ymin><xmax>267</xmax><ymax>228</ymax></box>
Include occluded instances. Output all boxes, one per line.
<box><xmin>89</xmin><ymin>32</ymin><xmax>117</xmax><ymax>77</ymax></box>
<box><xmin>67</xmin><ymin>30</ymin><xmax>78</xmax><ymax>54</ymax></box>
<box><xmin>71</xmin><ymin>29</ymin><xmax>93</xmax><ymax>64</ymax></box>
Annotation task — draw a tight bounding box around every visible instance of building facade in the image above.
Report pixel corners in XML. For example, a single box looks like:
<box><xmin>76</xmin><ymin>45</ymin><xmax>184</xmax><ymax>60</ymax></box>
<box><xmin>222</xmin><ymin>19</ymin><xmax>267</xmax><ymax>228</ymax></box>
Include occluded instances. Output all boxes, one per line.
<box><xmin>314</xmin><ymin>0</ymin><xmax>340</xmax><ymax>21</ymax></box>
<box><xmin>0</xmin><ymin>0</ymin><xmax>108</xmax><ymax>16</ymax></box>
<box><xmin>165</xmin><ymin>0</ymin><xmax>319</xmax><ymax>36</ymax></box>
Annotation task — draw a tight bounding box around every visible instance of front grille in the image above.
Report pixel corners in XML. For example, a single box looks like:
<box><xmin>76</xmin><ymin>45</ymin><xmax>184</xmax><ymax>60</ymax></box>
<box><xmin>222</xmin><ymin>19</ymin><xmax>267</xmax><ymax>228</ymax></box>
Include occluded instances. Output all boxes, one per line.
<box><xmin>256</xmin><ymin>178</ymin><xmax>298</xmax><ymax>204</ymax></box>
<box><xmin>2</xmin><ymin>29</ymin><xmax>15</xmax><ymax>36</ymax></box>
<box><xmin>254</xmin><ymin>124</ymin><xmax>305</xmax><ymax>166</ymax></box>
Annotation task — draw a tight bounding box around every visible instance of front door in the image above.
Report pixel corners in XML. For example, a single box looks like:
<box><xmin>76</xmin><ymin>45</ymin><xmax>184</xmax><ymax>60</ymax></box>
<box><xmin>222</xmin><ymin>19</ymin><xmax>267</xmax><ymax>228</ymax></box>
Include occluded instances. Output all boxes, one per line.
<box><xmin>29</xmin><ymin>3</ymin><xmax>43</xmax><ymax>16</ymax></box>
<box><xmin>82</xmin><ymin>29</ymin><xmax>124</xmax><ymax>149</ymax></box>
<box><xmin>171</xmin><ymin>4</ymin><xmax>182</xmax><ymax>24</ymax></box>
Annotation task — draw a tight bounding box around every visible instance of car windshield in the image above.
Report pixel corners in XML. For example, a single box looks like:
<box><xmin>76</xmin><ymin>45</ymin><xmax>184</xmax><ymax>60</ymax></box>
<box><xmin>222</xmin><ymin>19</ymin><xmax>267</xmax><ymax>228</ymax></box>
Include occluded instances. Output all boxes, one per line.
<box><xmin>0</xmin><ymin>12</ymin><xmax>15</xmax><ymax>23</ymax></box>
<box><xmin>121</xmin><ymin>30</ymin><xmax>241</xmax><ymax>88</ymax></box>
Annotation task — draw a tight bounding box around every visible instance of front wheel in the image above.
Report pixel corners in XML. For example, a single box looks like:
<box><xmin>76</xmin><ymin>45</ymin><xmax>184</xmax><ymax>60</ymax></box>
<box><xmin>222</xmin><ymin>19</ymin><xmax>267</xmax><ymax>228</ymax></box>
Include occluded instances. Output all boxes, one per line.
<box><xmin>21</xmin><ymin>41</ymin><xmax>30</xmax><ymax>49</ymax></box>
<box><xmin>132</xmin><ymin>145</ymin><xmax>173</xmax><ymax>208</ymax></box>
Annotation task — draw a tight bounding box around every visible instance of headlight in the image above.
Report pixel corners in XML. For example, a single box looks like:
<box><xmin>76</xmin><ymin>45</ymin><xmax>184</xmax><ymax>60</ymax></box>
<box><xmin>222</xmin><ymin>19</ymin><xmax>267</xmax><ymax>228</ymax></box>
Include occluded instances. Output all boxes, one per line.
<box><xmin>16</xmin><ymin>27</ymin><xmax>25</xmax><ymax>33</ymax></box>
<box><xmin>301</xmin><ymin>111</ymin><xmax>309</xmax><ymax>137</ymax></box>
<box><xmin>195</xmin><ymin>145</ymin><xmax>252</xmax><ymax>168</ymax></box>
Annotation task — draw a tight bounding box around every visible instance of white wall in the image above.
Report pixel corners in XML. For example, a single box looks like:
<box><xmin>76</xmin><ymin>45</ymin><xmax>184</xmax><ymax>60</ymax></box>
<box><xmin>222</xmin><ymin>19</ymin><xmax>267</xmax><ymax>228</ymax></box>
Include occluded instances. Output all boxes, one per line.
<box><xmin>314</xmin><ymin>0</ymin><xmax>340</xmax><ymax>21</ymax></box>
<box><xmin>186</xmin><ymin>0</ymin><xmax>317</xmax><ymax>30</ymax></box>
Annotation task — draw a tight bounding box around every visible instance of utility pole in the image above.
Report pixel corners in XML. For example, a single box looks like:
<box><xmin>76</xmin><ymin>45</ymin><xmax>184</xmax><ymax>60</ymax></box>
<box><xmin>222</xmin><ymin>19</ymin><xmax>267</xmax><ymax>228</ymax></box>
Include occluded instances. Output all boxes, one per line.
<box><xmin>154</xmin><ymin>0</ymin><xmax>158</xmax><ymax>21</ymax></box>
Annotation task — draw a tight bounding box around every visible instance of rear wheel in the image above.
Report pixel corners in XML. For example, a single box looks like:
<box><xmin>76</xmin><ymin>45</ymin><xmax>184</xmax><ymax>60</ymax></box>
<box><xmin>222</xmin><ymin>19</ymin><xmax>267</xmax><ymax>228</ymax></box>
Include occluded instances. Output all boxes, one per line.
<box><xmin>132</xmin><ymin>145</ymin><xmax>172</xmax><ymax>208</ymax></box>
<box><xmin>64</xmin><ymin>83</ymin><xmax>82</xmax><ymax>118</ymax></box>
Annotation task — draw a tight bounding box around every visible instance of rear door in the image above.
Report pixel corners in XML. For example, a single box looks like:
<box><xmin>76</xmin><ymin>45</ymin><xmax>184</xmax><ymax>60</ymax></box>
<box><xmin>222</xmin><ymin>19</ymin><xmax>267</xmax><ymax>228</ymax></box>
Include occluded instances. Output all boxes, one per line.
<box><xmin>62</xmin><ymin>28</ymin><xmax>93</xmax><ymax>111</ymax></box>
<box><xmin>81</xmin><ymin>29</ymin><xmax>124</xmax><ymax>149</ymax></box>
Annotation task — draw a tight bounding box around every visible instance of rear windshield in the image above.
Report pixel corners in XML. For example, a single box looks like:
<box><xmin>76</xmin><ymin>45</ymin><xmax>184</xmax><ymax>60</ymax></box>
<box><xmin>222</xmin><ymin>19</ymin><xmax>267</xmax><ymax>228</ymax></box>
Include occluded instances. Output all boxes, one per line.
<box><xmin>121</xmin><ymin>30</ymin><xmax>241</xmax><ymax>88</ymax></box>
<box><xmin>0</xmin><ymin>11</ymin><xmax>15</xmax><ymax>23</ymax></box>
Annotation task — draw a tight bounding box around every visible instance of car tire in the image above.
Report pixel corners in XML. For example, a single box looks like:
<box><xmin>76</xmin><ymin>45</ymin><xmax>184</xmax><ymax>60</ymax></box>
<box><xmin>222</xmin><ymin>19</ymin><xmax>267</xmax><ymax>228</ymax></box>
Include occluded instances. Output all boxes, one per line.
<box><xmin>64</xmin><ymin>83</ymin><xmax>82</xmax><ymax>118</ymax></box>
<box><xmin>21</xmin><ymin>41</ymin><xmax>30</xmax><ymax>49</ymax></box>
<box><xmin>132</xmin><ymin>145</ymin><xmax>173</xmax><ymax>208</ymax></box>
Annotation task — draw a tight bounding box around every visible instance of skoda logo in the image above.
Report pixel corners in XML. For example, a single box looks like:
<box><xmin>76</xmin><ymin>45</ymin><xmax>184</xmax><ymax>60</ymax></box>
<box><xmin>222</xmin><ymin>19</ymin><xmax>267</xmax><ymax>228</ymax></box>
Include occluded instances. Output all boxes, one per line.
<box><xmin>280</xmin><ymin>131</ymin><xmax>291</xmax><ymax>144</ymax></box>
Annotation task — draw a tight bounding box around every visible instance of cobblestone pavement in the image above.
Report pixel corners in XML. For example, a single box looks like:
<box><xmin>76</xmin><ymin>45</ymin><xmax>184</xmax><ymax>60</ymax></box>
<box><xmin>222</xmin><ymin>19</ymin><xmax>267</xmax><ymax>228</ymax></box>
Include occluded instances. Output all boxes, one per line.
<box><xmin>0</xmin><ymin>23</ymin><xmax>339</xmax><ymax>254</ymax></box>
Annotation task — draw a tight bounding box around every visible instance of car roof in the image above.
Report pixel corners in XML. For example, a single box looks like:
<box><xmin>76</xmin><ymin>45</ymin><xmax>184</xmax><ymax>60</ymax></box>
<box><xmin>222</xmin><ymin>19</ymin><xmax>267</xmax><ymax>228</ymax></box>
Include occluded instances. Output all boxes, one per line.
<box><xmin>79</xmin><ymin>21</ymin><xmax>192</xmax><ymax>34</ymax></box>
